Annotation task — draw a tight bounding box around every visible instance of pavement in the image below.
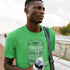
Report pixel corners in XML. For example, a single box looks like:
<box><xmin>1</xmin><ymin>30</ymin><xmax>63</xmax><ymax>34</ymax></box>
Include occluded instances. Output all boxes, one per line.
<box><xmin>53</xmin><ymin>56</ymin><xmax>70</xmax><ymax>70</ymax></box>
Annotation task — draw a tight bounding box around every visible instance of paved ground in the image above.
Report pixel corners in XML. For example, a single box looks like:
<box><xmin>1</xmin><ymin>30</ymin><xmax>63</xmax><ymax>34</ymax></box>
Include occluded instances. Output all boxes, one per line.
<box><xmin>0</xmin><ymin>43</ymin><xmax>4</xmax><ymax>70</ymax></box>
<box><xmin>53</xmin><ymin>56</ymin><xmax>70</xmax><ymax>70</ymax></box>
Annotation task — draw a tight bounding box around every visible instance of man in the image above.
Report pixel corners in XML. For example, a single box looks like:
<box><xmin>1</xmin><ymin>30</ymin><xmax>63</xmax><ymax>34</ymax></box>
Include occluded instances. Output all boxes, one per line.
<box><xmin>4</xmin><ymin>33</ymin><xmax>7</xmax><ymax>38</ymax></box>
<box><xmin>4</xmin><ymin>0</ymin><xmax>55</xmax><ymax>70</ymax></box>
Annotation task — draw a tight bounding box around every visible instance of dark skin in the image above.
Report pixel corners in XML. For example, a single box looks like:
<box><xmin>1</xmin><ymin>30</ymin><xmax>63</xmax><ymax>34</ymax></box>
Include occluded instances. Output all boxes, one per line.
<box><xmin>4</xmin><ymin>1</ymin><xmax>52</xmax><ymax>70</ymax></box>
<box><xmin>25</xmin><ymin>1</ymin><xmax>45</xmax><ymax>32</ymax></box>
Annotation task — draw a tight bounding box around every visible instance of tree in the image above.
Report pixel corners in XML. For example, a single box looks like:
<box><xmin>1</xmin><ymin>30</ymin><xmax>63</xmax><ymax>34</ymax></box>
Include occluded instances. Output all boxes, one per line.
<box><xmin>60</xmin><ymin>27</ymin><xmax>68</xmax><ymax>35</ymax></box>
<box><xmin>67</xmin><ymin>22</ymin><xmax>70</xmax><ymax>33</ymax></box>
<box><xmin>60</xmin><ymin>22</ymin><xmax>70</xmax><ymax>35</ymax></box>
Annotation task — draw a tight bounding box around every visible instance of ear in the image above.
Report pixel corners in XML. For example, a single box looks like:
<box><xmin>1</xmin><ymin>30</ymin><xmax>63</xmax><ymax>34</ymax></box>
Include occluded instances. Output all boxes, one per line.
<box><xmin>24</xmin><ymin>8</ymin><xmax>28</xmax><ymax>14</ymax></box>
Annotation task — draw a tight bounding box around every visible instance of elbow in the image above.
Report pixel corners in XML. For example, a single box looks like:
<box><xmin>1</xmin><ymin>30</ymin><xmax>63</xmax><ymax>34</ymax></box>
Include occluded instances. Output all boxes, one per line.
<box><xmin>4</xmin><ymin>60</ymin><xmax>7</xmax><ymax>70</ymax></box>
<box><xmin>4</xmin><ymin>58</ymin><xmax>9</xmax><ymax>70</ymax></box>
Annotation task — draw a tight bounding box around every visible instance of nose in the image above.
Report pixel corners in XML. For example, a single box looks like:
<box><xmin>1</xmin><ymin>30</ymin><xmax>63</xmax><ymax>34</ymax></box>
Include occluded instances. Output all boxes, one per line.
<box><xmin>40</xmin><ymin>9</ymin><xmax>44</xmax><ymax>15</ymax></box>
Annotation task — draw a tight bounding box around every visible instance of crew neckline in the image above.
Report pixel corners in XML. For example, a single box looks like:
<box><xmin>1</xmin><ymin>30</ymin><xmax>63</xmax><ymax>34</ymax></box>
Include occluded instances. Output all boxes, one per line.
<box><xmin>25</xmin><ymin>25</ymin><xmax>43</xmax><ymax>34</ymax></box>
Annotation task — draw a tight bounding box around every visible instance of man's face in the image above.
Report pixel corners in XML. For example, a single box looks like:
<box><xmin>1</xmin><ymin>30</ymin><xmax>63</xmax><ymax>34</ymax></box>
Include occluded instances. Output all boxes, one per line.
<box><xmin>26</xmin><ymin>1</ymin><xmax>45</xmax><ymax>23</ymax></box>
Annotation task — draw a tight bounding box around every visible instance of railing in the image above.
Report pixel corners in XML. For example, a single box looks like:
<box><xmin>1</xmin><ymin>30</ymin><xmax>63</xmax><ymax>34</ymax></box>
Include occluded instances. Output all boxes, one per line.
<box><xmin>52</xmin><ymin>39</ymin><xmax>70</xmax><ymax>61</ymax></box>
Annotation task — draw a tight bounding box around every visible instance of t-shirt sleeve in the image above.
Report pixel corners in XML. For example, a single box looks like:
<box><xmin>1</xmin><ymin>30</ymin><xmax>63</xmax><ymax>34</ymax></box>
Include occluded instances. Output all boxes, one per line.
<box><xmin>49</xmin><ymin>28</ymin><xmax>55</xmax><ymax>51</ymax></box>
<box><xmin>3</xmin><ymin>34</ymin><xmax>16</xmax><ymax>58</ymax></box>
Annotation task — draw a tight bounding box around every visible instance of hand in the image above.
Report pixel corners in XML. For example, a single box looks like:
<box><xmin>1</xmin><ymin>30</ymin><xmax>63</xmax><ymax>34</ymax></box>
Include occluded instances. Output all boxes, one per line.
<box><xmin>26</xmin><ymin>65</ymin><xmax>33</xmax><ymax>70</ymax></box>
<box><xmin>20</xmin><ymin>65</ymin><xmax>33</xmax><ymax>70</ymax></box>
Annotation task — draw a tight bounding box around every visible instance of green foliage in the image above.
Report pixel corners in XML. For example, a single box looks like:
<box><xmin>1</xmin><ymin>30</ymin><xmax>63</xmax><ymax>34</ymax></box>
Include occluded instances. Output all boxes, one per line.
<box><xmin>60</xmin><ymin>27</ymin><xmax>68</xmax><ymax>35</ymax></box>
<box><xmin>67</xmin><ymin>22</ymin><xmax>70</xmax><ymax>33</ymax></box>
<box><xmin>60</xmin><ymin>22</ymin><xmax>70</xmax><ymax>35</ymax></box>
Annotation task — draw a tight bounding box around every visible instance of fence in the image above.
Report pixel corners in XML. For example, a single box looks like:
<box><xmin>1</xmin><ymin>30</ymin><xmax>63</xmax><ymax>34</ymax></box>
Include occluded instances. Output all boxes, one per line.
<box><xmin>52</xmin><ymin>39</ymin><xmax>70</xmax><ymax>61</ymax></box>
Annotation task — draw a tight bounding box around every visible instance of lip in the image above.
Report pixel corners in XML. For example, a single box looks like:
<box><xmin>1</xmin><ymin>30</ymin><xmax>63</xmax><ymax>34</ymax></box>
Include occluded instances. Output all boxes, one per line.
<box><xmin>37</xmin><ymin>16</ymin><xmax>44</xmax><ymax>19</ymax></box>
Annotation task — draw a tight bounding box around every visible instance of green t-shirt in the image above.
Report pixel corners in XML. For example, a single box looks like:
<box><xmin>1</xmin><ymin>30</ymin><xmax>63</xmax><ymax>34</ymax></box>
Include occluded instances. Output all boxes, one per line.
<box><xmin>4</xmin><ymin>25</ymin><xmax>55</xmax><ymax>70</ymax></box>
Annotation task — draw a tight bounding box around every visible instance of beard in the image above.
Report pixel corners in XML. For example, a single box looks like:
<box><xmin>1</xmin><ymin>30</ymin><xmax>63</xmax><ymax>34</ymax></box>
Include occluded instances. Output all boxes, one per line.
<box><xmin>29</xmin><ymin>18</ymin><xmax>43</xmax><ymax>24</ymax></box>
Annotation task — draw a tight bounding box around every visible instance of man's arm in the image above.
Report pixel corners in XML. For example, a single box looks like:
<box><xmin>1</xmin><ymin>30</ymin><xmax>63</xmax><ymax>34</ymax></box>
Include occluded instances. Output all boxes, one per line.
<box><xmin>4</xmin><ymin>57</ymin><xmax>33</xmax><ymax>70</ymax></box>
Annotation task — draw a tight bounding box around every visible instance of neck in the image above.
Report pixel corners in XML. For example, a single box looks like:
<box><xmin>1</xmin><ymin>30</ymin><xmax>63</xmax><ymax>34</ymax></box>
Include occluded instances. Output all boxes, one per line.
<box><xmin>26</xmin><ymin>22</ymin><xmax>42</xmax><ymax>32</ymax></box>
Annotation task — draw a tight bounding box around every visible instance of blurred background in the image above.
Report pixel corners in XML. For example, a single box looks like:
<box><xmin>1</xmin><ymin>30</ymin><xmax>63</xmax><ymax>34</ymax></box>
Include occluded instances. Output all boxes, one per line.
<box><xmin>0</xmin><ymin>0</ymin><xmax>70</xmax><ymax>70</ymax></box>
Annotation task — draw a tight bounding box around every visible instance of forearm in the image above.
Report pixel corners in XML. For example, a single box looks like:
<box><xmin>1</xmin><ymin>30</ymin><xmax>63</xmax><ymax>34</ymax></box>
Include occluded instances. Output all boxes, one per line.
<box><xmin>4</xmin><ymin>57</ymin><xmax>33</xmax><ymax>70</ymax></box>
<box><xmin>4</xmin><ymin>63</ymin><xmax>33</xmax><ymax>70</ymax></box>
<box><xmin>4</xmin><ymin>64</ymin><xmax>23</xmax><ymax>70</ymax></box>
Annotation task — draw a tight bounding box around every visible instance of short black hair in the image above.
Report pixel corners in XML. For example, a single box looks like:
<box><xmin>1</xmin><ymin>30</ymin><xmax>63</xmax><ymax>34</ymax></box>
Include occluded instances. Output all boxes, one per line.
<box><xmin>25</xmin><ymin>0</ymin><xmax>43</xmax><ymax>7</ymax></box>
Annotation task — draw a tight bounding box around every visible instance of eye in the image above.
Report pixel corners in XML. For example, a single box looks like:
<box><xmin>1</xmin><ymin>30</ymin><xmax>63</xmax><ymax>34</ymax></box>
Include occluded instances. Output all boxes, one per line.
<box><xmin>43</xmin><ymin>8</ymin><xmax>45</xmax><ymax>11</ymax></box>
<box><xmin>34</xmin><ymin>6</ymin><xmax>41</xmax><ymax>10</ymax></box>
<box><xmin>37</xmin><ymin>6</ymin><xmax>42</xmax><ymax>10</ymax></box>
<box><xmin>34</xmin><ymin>6</ymin><xmax>45</xmax><ymax>11</ymax></box>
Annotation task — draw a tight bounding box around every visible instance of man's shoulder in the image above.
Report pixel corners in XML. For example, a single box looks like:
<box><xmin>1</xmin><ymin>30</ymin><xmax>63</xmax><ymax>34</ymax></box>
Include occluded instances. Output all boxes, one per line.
<box><xmin>42</xmin><ymin>25</ymin><xmax>55</xmax><ymax>34</ymax></box>
<box><xmin>7</xmin><ymin>25</ymin><xmax>25</xmax><ymax>39</ymax></box>
<box><xmin>48</xmin><ymin>27</ymin><xmax>55</xmax><ymax>39</ymax></box>
<box><xmin>48</xmin><ymin>27</ymin><xmax>55</xmax><ymax>34</ymax></box>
